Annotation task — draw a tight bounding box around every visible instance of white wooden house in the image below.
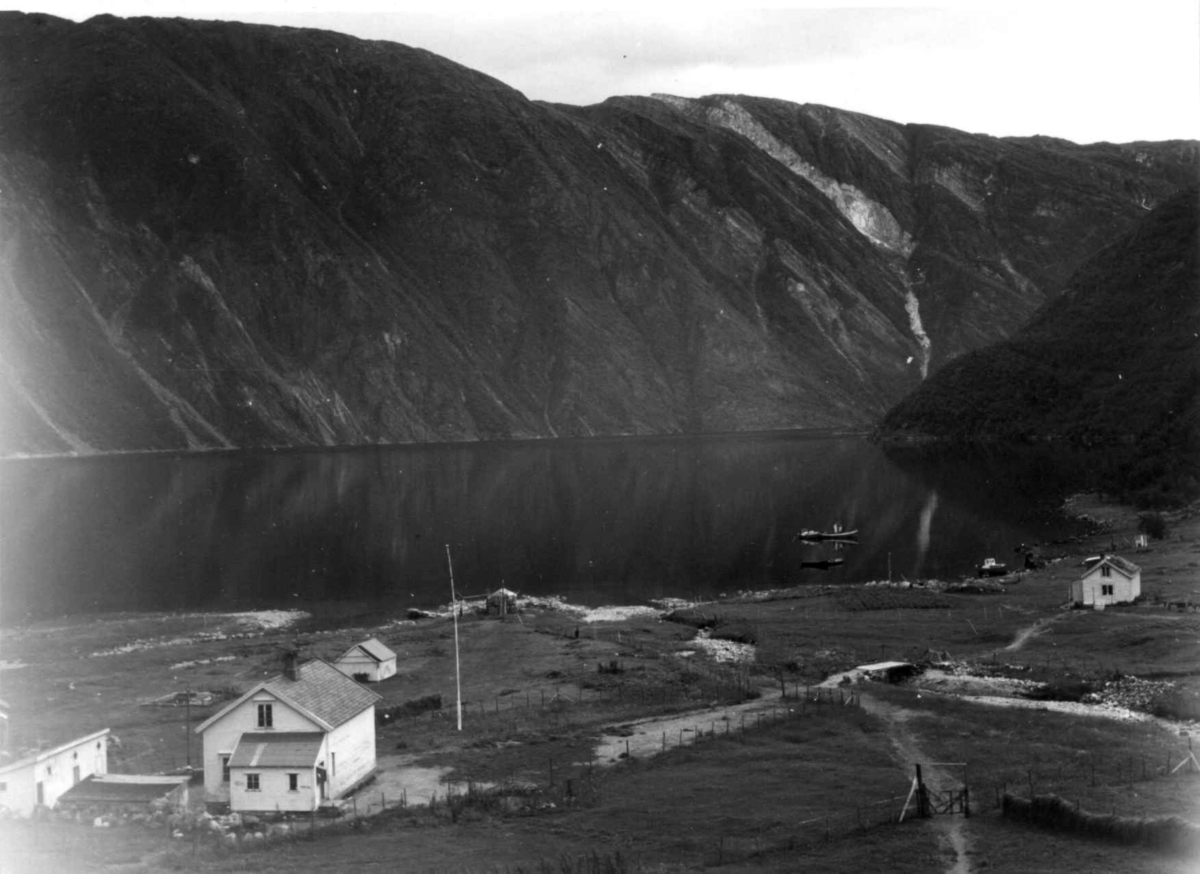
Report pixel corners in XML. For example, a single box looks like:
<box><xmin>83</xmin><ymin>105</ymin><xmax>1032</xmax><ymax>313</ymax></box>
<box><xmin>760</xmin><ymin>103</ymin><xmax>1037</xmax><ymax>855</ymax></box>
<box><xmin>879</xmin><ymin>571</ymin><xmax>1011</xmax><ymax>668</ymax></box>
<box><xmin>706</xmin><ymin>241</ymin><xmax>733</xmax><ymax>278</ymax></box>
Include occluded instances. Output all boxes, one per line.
<box><xmin>1071</xmin><ymin>555</ymin><xmax>1141</xmax><ymax>609</ymax></box>
<box><xmin>334</xmin><ymin>637</ymin><xmax>397</xmax><ymax>682</ymax></box>
<box><xmin>0</xmin><ymin>727</ymin><xmax>109</xmax><ymax>816</ymax></box>
<box><xmin>194</xmin><ymin>655</ymin><xmax>380</xmax><ymax>811</ymax></box>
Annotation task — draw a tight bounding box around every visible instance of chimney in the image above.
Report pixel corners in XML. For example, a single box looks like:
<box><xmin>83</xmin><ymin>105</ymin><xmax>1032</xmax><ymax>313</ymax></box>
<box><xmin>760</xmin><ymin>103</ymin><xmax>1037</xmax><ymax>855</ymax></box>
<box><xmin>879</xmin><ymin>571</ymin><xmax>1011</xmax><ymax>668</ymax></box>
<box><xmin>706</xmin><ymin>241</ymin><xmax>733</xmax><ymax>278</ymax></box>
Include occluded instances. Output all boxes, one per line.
<box><xmin>281</xmin><ymin>648</ymin><xmax>300</xmax><ymax>681</ymax></box>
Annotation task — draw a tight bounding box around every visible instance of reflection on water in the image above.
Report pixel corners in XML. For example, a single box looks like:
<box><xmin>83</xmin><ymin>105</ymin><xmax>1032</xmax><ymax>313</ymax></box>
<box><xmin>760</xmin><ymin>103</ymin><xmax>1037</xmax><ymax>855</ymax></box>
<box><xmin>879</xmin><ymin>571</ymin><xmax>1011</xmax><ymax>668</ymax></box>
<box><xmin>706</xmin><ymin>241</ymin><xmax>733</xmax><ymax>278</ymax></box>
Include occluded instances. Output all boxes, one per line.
<box><xmin>915</xmin><ymin>489</ymin><xmax>939</xmax><ymax>576</ymax></box>
<box><xmin>0</xmin><ymin>434</ymin><xmax>1089</xmax><ymax>623</ymax></box>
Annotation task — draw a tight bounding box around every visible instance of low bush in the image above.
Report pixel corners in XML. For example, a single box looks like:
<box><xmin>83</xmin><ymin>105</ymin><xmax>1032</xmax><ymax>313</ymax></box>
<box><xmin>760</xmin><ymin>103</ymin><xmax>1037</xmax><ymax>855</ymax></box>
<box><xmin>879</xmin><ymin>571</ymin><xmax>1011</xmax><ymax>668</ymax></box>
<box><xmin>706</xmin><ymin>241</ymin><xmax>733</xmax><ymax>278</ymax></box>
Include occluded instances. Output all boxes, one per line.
<box><xmin>1138</xmin><ymin>511</ymin><xmax>1169</xmax><ymax>540</ymax></box>
<box><xmin>1002</xmin><ymin>793</ymin><xmax>1200</xmax><ymax>856</ymax></box>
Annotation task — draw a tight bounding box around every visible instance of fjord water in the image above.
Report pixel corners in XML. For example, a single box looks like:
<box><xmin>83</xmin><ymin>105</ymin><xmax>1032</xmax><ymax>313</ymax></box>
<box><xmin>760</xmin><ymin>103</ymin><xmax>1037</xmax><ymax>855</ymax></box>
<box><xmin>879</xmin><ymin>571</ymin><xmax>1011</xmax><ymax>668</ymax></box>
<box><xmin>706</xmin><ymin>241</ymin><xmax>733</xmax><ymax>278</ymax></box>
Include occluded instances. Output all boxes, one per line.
<box><xmin>0</xmin><ymin>434</ymin><xmax>1088</xmax><ymax>624</ymax></box>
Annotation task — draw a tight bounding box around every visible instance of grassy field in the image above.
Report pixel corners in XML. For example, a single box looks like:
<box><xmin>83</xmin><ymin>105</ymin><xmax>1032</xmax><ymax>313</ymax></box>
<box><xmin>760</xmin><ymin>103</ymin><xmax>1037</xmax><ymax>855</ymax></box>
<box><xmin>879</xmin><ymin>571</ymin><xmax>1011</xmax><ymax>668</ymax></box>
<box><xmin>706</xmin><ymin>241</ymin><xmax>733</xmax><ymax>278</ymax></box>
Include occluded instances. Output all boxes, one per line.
<box><xmin>1</xmin><ymin>495</ymin><xmax>1197</xmax><ymax>872</ymax></box>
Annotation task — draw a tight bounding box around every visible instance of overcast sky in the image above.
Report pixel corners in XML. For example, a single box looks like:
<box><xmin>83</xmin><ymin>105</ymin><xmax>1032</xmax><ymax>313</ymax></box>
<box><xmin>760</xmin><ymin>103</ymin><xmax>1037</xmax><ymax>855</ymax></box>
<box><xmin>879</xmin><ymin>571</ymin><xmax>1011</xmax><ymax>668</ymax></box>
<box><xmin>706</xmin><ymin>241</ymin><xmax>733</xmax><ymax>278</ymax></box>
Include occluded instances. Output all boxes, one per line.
<box><xmin>16</xmin><ymin>1</ymin><xmax>1200</xmax><ymax>144</ymax></box>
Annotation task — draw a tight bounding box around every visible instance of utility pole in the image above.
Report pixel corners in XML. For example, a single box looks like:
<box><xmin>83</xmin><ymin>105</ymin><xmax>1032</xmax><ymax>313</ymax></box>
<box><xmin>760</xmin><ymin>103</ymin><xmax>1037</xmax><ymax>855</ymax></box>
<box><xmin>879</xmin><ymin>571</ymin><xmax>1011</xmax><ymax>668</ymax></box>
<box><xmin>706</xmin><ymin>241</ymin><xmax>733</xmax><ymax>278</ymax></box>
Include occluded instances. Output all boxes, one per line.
<box><xmin>445</xmin><ymin>544</ymin><xmax>463</xmax><ymax>731</ymax></box>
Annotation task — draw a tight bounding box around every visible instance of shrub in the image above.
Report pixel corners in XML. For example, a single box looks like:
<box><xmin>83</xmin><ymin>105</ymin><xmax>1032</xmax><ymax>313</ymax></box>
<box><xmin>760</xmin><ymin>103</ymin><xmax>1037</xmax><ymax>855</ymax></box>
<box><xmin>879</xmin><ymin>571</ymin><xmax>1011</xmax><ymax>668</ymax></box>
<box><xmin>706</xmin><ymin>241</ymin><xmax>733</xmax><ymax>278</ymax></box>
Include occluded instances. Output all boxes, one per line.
<box><xmin>1137</xmin><ymin>511</ymin><xmax>1168</xmax><ymax>540</ymax></box>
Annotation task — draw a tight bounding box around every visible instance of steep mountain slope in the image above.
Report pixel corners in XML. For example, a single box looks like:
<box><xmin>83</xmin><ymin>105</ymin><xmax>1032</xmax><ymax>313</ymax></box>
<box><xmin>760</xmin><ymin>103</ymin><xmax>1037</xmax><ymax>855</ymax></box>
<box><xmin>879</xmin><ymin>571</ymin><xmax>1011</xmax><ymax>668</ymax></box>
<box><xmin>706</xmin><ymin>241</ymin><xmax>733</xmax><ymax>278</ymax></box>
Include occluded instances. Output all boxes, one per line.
<box><xmin>875</xmin><ymin>187</ymin><xmax>1200</xmax><ymax>504</ymax></box>
<box><xmin>0</xmin><ymin>13</ymin><xmax>1195</xmax><ymax>455</ymax></box>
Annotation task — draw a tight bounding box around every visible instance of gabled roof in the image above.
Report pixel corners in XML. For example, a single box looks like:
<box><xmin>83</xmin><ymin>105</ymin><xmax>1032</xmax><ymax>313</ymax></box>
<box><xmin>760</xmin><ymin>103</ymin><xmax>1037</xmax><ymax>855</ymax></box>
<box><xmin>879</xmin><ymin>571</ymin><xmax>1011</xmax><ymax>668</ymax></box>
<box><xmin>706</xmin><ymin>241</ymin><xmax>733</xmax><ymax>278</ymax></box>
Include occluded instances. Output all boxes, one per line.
<box><xmin>229</xmin><ymin>732</ymin><xmax>324</xmax><ymax>769</ymax></box>
<box><xmin>1082</xmin><ymin>554</ymin><xmax>1141</xmax><ymax>579</ymax></box>
<box><xmin>195</xmin><ymin>659</ymin><xmax>380</xmax><ymax>735</ymax></box>
<box><xmin>337</xmin><ymin>637</ymin><xmax>396</xmax><ymax>664</ymax></box>
<box><xmin>0</xmin><ymin>728</ymin><xmax>110</xmax><ymax>776</ymax></box>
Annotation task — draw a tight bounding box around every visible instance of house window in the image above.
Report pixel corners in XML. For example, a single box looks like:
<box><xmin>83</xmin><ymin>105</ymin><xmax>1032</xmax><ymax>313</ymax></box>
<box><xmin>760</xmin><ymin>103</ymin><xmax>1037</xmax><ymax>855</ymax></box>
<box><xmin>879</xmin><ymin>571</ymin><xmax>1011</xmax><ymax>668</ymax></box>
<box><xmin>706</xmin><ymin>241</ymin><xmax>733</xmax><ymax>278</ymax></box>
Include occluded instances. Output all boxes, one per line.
<box><xmin>1102</xmin><ymin>584</ymin><xmax>1114</xmax><ymax>596</ymax></box>
<box><xmin>288</xmin><ymin>773</ymin><xmax>298</xmax><ymax>792</ymax></box>
<box><xmin>1101</xmin><ymin>565</ymin><xmax>1111</xmax><ymax>578</ymax></box>
<box><xmin>257</xmin><ymin>703</ymin><xmax>273</xmax><ymax>728</ymax></box>
<box><xmin>221</xmin><ymin>755</ymin><xmax>231</xmax><ymax>783</ymax></box>
<box><xmin>331</xmin><ymin>752</ymin><xmax>336</xmax><ymax>776</ymax></box>
<box><xmin>0</xmin><ymin>782</ymin><xmax>8</xmax><ymax>792</ymax></box>
<box><xmin>246</xmin><ymin>773</ymin><xmax>260</xmax><ymax>791</ymax></box>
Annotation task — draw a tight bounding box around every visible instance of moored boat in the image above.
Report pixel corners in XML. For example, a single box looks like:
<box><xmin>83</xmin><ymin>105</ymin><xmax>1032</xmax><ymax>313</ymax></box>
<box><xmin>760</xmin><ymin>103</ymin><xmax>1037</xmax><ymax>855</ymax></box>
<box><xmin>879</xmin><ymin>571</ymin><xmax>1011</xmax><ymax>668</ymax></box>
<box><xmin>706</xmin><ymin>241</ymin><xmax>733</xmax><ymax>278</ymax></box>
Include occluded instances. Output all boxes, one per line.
<box><xmin>795</xmin><ymin>527</ymin><xmax>858</xmax><ymax>541</ymax></box>
<box><xmin>977</xmin><ymin>557</ymin><xmax>1008</xmax><ymax>577</ymax></box>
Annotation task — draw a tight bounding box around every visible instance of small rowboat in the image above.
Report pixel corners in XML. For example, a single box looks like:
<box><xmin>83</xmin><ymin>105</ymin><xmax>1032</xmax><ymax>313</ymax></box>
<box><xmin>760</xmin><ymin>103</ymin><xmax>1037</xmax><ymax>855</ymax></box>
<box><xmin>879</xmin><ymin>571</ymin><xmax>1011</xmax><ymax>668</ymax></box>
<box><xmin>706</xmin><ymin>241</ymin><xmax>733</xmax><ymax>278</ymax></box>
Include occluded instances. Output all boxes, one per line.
<box><xmin>795</xmin><ymin>527</ymin><xmax>858</xmax><ymax>541</ymax></box>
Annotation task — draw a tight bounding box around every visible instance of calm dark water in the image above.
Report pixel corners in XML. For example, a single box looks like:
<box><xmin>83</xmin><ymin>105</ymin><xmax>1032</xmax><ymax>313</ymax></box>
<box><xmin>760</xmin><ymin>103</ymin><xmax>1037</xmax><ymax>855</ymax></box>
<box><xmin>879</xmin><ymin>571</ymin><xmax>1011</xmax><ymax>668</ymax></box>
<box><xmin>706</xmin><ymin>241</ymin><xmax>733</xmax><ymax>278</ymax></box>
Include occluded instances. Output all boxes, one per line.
<box><xmin>0</xmin><ymin>434</ymin><xmax>1089</xmax><ymax>624</ymax></box>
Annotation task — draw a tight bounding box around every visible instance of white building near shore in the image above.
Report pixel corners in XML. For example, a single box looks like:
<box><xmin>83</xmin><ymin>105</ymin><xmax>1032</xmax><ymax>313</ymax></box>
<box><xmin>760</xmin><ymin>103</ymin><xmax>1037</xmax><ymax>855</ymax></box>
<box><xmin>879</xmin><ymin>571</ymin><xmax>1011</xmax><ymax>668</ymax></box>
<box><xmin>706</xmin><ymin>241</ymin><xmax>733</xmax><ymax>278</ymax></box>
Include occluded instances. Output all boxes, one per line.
<box><xmin>1071</xmin><ymin>554</ymin><xmax>1141</xmax><ymax>609</ymax></box>
<box><xmin>194</xmin><ymin>654</ymin><xmax>380</xmax><ymax>811</ymax></box>
<box><xmin>0</xmin><ymin>727</ymin><xmax>110</xmax><ymax>816</ymax></box>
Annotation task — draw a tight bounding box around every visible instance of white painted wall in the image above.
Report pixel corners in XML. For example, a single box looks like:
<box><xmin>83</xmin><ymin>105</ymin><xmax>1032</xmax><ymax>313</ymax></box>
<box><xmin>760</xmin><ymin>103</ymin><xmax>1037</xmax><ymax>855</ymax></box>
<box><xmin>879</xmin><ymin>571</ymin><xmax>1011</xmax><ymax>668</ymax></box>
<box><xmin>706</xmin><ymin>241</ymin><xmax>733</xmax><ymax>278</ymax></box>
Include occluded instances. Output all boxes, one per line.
<box><xmin>335</xmin><ymin>651</ymin><xmax>396</xmax><ymax>682</ymax></box>
<box><xmin>0</xmin><ymin>730</ymin><xmax>108</xmax><ymax>816</ymax></box>
<box><xmin>1074</xmin><ymin>568</ymin><xmax>1141</xmax><ymax>607</ymax></box>
<box><xmin>199</xmin><ymin>693</ymin><xmax>321</xmax><ymax>801</ymax></box>
<box><xmin>325</xmin><ymin>706</ymin><xmax>376</xmax><ymax>798</ymax></box>
<box><xmin>230</xmin><ymin>765</ymin><xmax>319</xmax><ymax>813</ymax></box>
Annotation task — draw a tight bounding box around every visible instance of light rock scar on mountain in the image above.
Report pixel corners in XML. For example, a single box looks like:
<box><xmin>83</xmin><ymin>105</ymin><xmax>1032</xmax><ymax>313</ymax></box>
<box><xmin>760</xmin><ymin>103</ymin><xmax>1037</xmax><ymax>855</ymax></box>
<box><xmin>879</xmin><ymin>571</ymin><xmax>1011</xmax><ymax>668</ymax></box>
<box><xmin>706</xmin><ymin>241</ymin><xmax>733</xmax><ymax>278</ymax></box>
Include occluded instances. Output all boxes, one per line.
<box><xmin>0</xmin><ymin>12</ymin><xmax>1195</xmax><ymax>455</ymax></box>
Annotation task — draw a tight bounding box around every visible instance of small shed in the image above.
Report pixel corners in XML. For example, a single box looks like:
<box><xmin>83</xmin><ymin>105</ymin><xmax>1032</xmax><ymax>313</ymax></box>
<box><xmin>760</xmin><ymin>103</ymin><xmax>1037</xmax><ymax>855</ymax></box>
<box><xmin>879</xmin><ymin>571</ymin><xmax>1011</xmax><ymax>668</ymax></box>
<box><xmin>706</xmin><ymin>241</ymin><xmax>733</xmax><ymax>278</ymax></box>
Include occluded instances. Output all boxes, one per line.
<box><xmin>56</xmin><ymin>774</ymin><xmax>190</xmax><ymax>815</ymax></box>
<box><xmin>486</xmin><ymin>588</ymin><xmax>517</xmax><ymax>617</ymax></box>
<box><xmin>334</xmin><ymin>638</ymin><xmax>397</xmax><ymax>682</ymax></box>
<box><xmin>1071</xmin><ymin>555</ymin><xmax>1141</xmax><ymax>609</ymax></box>
<box><xmin>854</xmin><ymin>661</ymin><xmax>922</xmax><ymax>683</ymax></box>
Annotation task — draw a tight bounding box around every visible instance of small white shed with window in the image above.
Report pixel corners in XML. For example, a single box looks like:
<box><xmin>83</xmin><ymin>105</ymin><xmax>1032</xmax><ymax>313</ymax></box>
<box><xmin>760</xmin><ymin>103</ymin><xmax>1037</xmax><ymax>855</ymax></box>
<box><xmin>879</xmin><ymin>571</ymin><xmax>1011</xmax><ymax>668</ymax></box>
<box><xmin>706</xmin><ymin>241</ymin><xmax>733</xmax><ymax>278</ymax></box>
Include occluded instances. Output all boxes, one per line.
<box><xmin>1071</xmin><ymin>555</ymin><xmax>1141</xmax><ymax>609</ymax></box>
<box><xmin>334</xmin><ymin>638</ymin><xmax>397</xmax><ymax>682</ymax></box>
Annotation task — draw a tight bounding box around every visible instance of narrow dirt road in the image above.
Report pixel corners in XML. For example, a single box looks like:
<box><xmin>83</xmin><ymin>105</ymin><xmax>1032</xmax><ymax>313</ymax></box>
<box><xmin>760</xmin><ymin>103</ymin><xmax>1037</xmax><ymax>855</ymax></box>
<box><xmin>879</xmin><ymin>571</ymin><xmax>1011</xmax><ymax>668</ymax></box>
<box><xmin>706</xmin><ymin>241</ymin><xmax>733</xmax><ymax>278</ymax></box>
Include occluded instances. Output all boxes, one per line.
<box><xmin>592</xmin><ymin>687</ymin><xmax>786</xmax><ymax>763</ymax></box>
<box><xmin>1003</xmin><ymin>612</ymin><xmax>1066</xmax><ymax>652</ymax></box>
<box><xmin>858</xmin><ymin>691</ymin><xmax>973</xmax><ymax>874</ymax></box>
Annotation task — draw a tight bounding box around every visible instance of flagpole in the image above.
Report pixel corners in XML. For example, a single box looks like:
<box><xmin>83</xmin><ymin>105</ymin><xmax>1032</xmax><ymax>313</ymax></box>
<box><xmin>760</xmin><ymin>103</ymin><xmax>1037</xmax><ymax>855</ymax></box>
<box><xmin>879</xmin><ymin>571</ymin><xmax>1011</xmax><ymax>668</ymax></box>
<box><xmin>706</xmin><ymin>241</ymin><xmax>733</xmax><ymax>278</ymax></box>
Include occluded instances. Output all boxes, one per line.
<box><xmin>445</xmin><ymin>543</ymin><xmax>463</xmax><ymax>732</ymax></box>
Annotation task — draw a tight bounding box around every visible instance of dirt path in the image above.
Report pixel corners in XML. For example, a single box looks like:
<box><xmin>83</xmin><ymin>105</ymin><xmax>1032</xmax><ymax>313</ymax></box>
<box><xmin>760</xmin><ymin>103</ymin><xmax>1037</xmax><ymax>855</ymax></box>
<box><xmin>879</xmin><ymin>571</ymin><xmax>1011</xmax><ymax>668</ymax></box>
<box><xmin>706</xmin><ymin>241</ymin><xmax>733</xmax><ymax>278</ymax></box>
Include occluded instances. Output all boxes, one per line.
<box><xmin>1003</xmin><ymin>612</ymin><xmax>1065</xmax><ymax>652</ymax></box>
<box><xmin>858</xmin><ymin>691</ymin><xmax>973</xmax><ymax>874</ymax></box>
<box><xmin>369</xmin><ymin>755</ymin><xmax>454</xmax><ymax>807</ymax></box>
<box><xmin>592</xmin><ymin>686</ymin><xmax>786</xmax><ymax>763</ymax></box>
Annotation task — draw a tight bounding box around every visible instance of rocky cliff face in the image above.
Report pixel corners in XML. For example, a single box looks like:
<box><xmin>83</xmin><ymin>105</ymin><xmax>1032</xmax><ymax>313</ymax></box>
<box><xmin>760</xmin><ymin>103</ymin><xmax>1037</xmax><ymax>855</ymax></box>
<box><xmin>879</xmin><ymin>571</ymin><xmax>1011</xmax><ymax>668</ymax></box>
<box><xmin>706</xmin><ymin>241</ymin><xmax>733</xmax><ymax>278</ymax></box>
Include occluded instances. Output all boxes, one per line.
<box><xmin>1</xmin><ymin>13</ymin><xmax>1195</xmax><ymax>455</ymax></box>
<box><xmin>876</xmin><ymin>187</ymin><xmax>1200</xmax><ymax>505</ymax></box>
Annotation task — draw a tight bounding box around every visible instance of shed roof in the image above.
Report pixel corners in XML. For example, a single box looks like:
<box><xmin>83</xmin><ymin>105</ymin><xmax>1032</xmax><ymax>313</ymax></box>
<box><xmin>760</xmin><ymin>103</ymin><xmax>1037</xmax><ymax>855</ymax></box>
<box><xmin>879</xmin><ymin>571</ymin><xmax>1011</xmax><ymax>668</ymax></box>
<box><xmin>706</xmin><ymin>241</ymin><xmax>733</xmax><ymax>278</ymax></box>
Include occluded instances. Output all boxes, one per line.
<box><xmin>338</xmin><ymin>637</ymin><xmax>396</xmax><ymax>664</ymax></box>
<box><xmin>1083</xmin><ymin>555</ymin><xmax>1141</xmax><ymax>578</ymax></box>
<box><xmin>855</xmin><ymin>661</ymin><xmax>914</xmax><ymax>672</ymax></box>
<box><xmin>229</xmin><ymin>732</ymin><xmax>324</xmax><ymax>769</ymax></box>
<box><xmin>195</xmin><ymin>659</ymin><xmax>380</xmax><ymax>735</ymax></box>
<box><xmin>58</xmin><ymin>774</ymin><xmax>189</xmax><ymax>804</ymax></box>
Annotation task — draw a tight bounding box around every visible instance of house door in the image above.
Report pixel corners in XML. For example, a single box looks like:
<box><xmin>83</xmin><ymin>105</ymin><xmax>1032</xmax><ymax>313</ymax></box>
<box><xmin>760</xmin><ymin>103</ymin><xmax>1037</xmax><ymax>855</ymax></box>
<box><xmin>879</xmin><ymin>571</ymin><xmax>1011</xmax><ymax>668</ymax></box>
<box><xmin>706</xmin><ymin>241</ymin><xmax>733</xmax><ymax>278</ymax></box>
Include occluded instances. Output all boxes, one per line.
<box><xmin>73</xmin><ymin>765</ymin><xmax>81</xmax><ymax>785</ymax></box>
<box><xmin>316</xmin><ymin>767</ymin><xmax>327</xmax><ymax>801</ymax></box>
<box><xmin>36</xmin><ymin>781</ymin><xmax>44</xmax><ymax>806</ymax></box>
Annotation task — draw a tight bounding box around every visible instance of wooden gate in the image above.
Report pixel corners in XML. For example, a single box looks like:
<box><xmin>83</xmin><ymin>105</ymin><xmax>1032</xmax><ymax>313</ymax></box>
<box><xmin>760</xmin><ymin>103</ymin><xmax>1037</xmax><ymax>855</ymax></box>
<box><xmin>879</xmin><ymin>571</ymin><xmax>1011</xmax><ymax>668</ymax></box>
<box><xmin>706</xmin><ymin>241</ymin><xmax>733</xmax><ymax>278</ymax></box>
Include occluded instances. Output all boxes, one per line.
<box><xmin>900</xmin><ymin>763</ymin><xmax>970</xmax><ymax>820</ymax></box>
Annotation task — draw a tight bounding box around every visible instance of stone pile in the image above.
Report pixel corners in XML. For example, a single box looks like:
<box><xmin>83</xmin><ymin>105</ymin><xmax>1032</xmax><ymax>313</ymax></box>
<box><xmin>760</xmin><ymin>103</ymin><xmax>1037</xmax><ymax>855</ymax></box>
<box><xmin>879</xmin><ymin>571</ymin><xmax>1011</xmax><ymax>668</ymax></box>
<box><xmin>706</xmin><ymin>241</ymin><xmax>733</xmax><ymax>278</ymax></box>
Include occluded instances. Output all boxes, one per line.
<box><xmin>1083</xmin><ymin>676</ymin><xmax>1177</xmax><ymax>713</ymax></box>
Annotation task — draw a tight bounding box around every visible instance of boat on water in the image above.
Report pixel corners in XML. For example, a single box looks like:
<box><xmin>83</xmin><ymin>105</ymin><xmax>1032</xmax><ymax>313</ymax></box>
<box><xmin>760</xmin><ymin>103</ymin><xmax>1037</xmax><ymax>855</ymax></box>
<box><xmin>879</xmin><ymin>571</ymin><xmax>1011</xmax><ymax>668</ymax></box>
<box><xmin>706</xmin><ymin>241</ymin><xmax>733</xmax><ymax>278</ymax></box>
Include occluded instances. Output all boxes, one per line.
<box><xmin>795</xmin><ymin>526</ymin><xmax>858</xmax><ymax>541</ymax></box>
<box><xmin>977</xmin><ymin>557</ymin><xmax>1009</xmax><ymax>577</ymax></box>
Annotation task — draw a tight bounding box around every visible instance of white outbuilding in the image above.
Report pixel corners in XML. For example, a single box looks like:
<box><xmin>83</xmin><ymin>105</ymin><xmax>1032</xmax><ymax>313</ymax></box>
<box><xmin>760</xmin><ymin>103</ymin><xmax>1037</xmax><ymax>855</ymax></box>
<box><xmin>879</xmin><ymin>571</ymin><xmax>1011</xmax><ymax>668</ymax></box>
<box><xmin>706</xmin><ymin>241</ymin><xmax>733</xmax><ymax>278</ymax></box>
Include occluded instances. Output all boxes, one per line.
<box><xmin>1071</xmin><ymin>555</ymin><xmax>1141</xmax><ymax>610</ymax></box>
<box><xmin>334</xmin><ymin>637</ymin><xmax>397</xmax><ymax>682</ymax></box>
<box><xmin>0</xmin><ymin>727</ymin><xmax>110</xmax><ymax>816</ymax></box>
